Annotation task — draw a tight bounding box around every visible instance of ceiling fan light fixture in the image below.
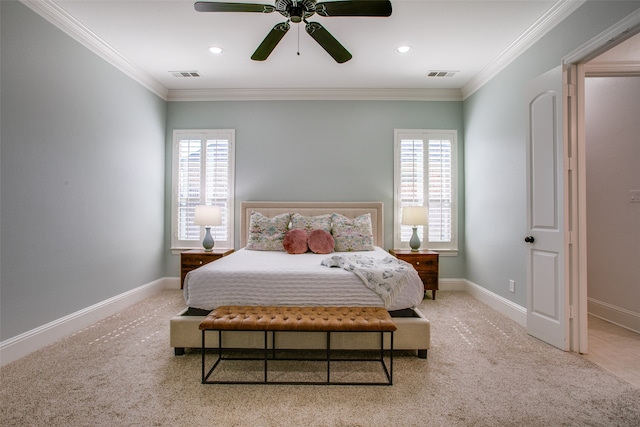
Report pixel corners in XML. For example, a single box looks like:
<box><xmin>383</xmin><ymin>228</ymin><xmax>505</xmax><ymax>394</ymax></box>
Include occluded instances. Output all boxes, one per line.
<box><xmin>396</xmin><ymin>45</ymin><xmax>411</xmax><ymax>54</ymax></box>
<box><xmin>208</xmin><ymin>46</ymin><xmax>224</xmax><ymax>54</ymax></box>
<box><xmin>289</xmin><ymin>4</ymin><xmax>304</xmax><ymax>23</ymax></box>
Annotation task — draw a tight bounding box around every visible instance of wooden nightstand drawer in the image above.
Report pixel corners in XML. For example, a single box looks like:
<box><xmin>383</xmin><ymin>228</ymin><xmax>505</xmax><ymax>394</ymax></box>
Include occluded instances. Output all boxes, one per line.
<box><xmin>404</xmin><ymin>257</ymin><xmax>437</xmax><ymax>272</ymax></box>
<box><xmin>180</xmin><ymin>249</ymin><xmax>233</xmax><ymax>289</ymax></box>
<box><xmin>182</xmin><ymin>256</ymin><xmax>213</xmax><ymax>269</ymax></box>
<box><xmin>389</xmin><ymin>249</ymin><xmax>439</xmax><ymax>299</ymax></box>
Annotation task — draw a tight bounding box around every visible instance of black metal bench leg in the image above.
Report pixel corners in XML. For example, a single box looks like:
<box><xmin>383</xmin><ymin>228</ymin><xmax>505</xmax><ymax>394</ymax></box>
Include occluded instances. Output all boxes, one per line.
<box><xmin>390</xmin><ymin>332</ymin><xmax>394</xmax><ymax>385</ymax></box>
<box><xmin>201</xmin><ymin>331</ymin><xmax>205</xmax><ymax>383</ymax></box>
<box><xmin>201</xmin><ymin>330</ymin><xmax>224</xmax><ymax>384</ymax></box>
<box><xmin>264</xmin><ymin>331</ymin><xmax>269</xmax><ymax>383</ymax></box>
<box><xmin>326</xmin><ymin>332</ymin><xmax>331</xmax><ymax>383</ymax></box>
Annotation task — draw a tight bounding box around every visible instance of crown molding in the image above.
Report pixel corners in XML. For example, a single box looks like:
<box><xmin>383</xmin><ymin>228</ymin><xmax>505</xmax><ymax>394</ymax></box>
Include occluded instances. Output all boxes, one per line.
<box><xmin>166</xmin><ymin>87</ymin><xmax>462</xmax><ymax>102</ymax></box>
<box><xmin>20</xmin><ymin>0</ymin><xmax>169</xmax><ymax>100</ymax></box>
<box><xmin>461</xmin><ymin>0</ymin><xmax>586</xmax><ymax>100</ymax></box>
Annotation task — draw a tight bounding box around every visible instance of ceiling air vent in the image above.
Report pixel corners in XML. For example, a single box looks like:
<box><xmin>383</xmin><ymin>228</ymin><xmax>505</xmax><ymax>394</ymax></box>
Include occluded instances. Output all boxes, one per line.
<box><xmin>427</xmin><ymin>70</ymin><xmax>457</xmax><ymax>78</ymax></box>
<box><xmin>170</xmin><ymin>71</ymin><xmax>201</xmax><ymax>78</ymax></box>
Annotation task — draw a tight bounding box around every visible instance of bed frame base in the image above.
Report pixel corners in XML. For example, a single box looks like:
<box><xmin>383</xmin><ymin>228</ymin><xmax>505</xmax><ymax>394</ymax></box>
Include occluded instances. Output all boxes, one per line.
<box><xmin>170</xmin><ymin>307</ymin><xmax>430</xmax><ymax>359</ymax></box>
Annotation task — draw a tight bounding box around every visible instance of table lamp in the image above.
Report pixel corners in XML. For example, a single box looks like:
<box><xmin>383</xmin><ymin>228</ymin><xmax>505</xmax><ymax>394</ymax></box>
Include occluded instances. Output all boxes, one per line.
<box><xmin>402</xmin><ymin>206</ymin><xmax>428</xmax><ymax>251</ymax></box>
<box><xmin>194</xmin><ymin>205</ymin><xmax>222</xmax><ymax>251</ymax></box>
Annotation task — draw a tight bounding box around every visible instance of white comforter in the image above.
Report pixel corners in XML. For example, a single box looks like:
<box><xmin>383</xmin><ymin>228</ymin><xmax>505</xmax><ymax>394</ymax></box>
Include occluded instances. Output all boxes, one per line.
<box><xmin>183</xmin><ymin>247</ymin><xmax>425</xmax><ymax>311</ymax></box>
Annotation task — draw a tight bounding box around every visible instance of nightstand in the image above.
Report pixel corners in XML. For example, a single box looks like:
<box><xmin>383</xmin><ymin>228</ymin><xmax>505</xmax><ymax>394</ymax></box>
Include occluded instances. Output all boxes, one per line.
<box><xmin>389</xmin><ymin>249</ymin><xmax>439</xmax><ymax>299</ymax></box>
<box><xmin>180</xmin><ymin>249</ymin><xmax>234</xmax><ymax>289</ymax></box>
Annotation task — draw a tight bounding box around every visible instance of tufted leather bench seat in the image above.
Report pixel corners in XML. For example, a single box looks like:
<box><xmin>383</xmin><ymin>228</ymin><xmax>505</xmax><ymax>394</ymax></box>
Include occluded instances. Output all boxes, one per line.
<box><xmin>199</xmin><ymin>306</ymin><xmax>397</xmax><ymax>332</ymax></box>
<box><xmin>199</xmin><ymin>306</ymin><xmax>397</xmax><ymax>385</ymax></box>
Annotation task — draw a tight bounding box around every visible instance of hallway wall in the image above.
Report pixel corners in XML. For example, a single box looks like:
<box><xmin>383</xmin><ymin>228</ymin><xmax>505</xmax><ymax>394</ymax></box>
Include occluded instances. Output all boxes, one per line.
<box><xmin>585</xmin><ymin>75</ymin><xmax>640</xmax><ymax>332</ymax></box>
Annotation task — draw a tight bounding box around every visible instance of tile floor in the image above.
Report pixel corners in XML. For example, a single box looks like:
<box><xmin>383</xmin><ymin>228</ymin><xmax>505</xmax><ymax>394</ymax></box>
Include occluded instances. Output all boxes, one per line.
<box><xmin>581</xmin><ymin>315</ymin><xmax>640</xmax><ymax>388</ymax></box>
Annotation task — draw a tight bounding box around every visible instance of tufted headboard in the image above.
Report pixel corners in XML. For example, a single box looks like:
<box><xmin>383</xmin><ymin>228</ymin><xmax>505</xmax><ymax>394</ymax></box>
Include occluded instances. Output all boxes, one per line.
<box><xmin>240</xmin><ymin>201</ymin><xmax>384</xmax><ymax>248</ymax></box>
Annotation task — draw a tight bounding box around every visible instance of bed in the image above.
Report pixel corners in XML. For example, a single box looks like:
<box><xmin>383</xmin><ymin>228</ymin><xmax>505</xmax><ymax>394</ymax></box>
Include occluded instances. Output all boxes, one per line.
<box><xmin>170</xmin><ymin>201</ymin><xmax>431</xmax><ymax>358</ymax></box>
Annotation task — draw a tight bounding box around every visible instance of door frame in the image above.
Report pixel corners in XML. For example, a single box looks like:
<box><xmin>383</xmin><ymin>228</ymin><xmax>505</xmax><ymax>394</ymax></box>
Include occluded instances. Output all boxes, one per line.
<box><xmin>562</xmin><ymin>11</ymin><xmax>640</xmax><ymax>354</ymax></box>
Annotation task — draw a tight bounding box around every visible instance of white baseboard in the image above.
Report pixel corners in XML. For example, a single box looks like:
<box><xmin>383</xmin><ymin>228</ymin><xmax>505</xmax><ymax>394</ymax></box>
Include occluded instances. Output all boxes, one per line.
<box><xmin>588</xmin><ymin>298</ymin><xmax>640</xmax><ymax>334</ymax></box>
<box><xmin>0</xmin><ymin>277</ymin><xmax>174</xmax><ymax>366</ymax></box>
<box><xmin>463</xmin><ymin>279</ymin><xmax>527</xmax><ymax>327</ymax></box>
<box><xmin>439</xmin><ymin>278</ymin><xmax>467</xmax><ymax>291</ymax></box>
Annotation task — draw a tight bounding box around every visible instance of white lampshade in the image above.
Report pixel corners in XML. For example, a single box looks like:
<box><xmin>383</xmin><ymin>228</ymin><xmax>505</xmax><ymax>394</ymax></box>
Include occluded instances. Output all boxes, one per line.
<box><xmin>194</xmin><ymin>205</ymin><xmax>222</xmax><ymax>226</ymax></box>
<box><xmin>401</xmin><ymin>206</ymin><xmax>428</xmax><ymax>226</ymax></box>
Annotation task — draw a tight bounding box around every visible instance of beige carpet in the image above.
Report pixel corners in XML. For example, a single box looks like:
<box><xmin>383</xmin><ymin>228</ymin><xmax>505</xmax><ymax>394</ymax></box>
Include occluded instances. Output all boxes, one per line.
<box><xmin>2</xmin><ymin>290</ymin><xmax>639</xmax><ymax>426</ymax></box>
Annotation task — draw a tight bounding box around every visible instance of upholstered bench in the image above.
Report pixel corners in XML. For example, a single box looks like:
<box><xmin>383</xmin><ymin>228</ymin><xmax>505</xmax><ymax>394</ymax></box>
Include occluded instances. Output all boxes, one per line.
<box><xmin>199</xmin><ymin>306</ymin><xmax>397</xmax><ymax>385</ymax></box>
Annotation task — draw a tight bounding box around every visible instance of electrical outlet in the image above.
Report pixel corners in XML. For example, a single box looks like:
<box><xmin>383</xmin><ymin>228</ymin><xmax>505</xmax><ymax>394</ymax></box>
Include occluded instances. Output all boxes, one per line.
<box><xmin>509</xmin><ymin>280</ymin><xmax>515</xmax><ymax>293</ymax></box>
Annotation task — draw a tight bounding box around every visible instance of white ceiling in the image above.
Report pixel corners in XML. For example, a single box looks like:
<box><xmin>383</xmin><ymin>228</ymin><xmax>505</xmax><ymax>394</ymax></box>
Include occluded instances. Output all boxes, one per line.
<box><xmin>33</xmin><ymin>0</ymin><xmax>580</xmax><ymax>99</ymax></box>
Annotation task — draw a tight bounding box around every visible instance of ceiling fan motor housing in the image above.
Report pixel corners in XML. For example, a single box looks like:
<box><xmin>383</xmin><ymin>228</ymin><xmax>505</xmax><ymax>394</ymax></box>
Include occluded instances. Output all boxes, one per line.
<box><xmin>276</xmin><ymin>0</ymin><xmax>317</xmax><ymax>22</ymax></box>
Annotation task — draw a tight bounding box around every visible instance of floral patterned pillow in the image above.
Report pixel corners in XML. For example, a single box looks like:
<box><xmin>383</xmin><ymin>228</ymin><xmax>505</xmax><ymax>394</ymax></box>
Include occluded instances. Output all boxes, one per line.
<box><xmin>246</xmin><ymin>211</ymin><xmax>292</xmax><ymax>251</ymax></box>
<box><xmin>331</xmin><ymin>213</ymin><xmax>374</xmax><ymax>252</ymax></box>
<box><xmin>290</xmin><ymin>213</ymin><xmax>332</xmax><ymax>234</ymax></box>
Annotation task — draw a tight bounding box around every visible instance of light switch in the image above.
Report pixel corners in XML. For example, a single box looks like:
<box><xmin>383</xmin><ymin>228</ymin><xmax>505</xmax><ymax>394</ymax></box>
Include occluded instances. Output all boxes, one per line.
<box><xmin>630</xmin><ymin>190</ymin><xmax>640</xmax><ymax>203</ymax></box>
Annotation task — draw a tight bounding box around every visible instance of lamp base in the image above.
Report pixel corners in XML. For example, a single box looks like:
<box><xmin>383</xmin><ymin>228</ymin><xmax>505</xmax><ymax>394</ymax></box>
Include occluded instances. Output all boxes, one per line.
<box><xmin>202</xmin><ymin>227</ymin><xmax>215</xmax><ymax>252</ymax></box>
<box><xmin>409</xmin><ymin>226</ymin><xmax>421</xmax><ymax>252</ymax></box>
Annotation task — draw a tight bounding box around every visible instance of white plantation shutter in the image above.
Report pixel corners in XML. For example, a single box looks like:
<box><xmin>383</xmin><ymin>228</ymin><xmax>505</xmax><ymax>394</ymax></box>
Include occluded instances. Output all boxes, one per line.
<box><xmin>428</xmin><ymin>139</ymin><xmax>452</xmax><ymax>242</ymax></box>
<box><xmin>399</xmin><ymin>139</ymin><xmax>426</xmax><ymax>242</ymax></box>
<box><xmin>394</xmin><ymin>130</ymin><xmax>457</xmax><ymax>251</ymax></box>
<box><xmin>172</xmin><ymin>130</ymin><xmax>235</xmax><ymax>249</ymax></box>
<box><xmin>177</xmin><ymin>138</ymin><xmax>202</xmax><ymax>241</ymax></box>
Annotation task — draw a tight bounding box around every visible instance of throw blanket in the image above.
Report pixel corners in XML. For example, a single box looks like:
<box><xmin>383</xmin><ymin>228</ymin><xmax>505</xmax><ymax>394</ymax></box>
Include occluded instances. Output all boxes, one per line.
<box><xmin>321</xmin><ymin>255</ymin><xmax>413</xmax><ymax>308</ymax></box>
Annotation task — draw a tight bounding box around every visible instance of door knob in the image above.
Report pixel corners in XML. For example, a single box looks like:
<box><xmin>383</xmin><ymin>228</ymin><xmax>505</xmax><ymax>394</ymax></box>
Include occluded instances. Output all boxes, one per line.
<box><xmin>524</xmin><ymin>236</ymin><xmax>535</xmax><ymax>243</ymax></box>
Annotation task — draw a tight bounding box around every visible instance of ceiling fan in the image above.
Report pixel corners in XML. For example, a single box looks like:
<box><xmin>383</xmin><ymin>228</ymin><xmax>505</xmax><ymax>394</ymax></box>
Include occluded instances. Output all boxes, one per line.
<box><xmin>194</xmin><ymin>0</ymin><xmax>392</xmax><ymax>63</ymax></box>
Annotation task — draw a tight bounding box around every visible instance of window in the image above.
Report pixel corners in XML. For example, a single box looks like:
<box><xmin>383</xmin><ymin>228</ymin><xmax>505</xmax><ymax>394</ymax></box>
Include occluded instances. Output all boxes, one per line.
<box><xmin>393</xmin><ymin>129</ymin><xmax>457</xmax><ymax>252</ymax></box>
<box><xmin>171</xmin><ymin>130</ymin><xmax>235</xmax><ymax>249</ymax></box>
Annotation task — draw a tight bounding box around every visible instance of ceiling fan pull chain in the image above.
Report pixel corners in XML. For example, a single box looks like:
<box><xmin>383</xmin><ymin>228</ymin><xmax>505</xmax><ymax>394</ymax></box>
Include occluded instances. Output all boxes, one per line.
<box><xmin>297</xmin><ymin>23</ymin><xmax>300</xmax><ymax>56</ymax></box>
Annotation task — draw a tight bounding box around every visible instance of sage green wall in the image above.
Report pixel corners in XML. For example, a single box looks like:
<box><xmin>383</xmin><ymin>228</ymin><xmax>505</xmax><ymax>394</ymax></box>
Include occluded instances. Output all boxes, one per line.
<box><xmin>165</xmin><ymin>100</ymin><xmax>466</xmax><ymax>279</ymax></box>
<box><xmin>0</xmin><ymin>2</ymin><xmax>167</xmax><ymax>340</ymax></box>
<box><xmin>462</xmin><ymin>1</ymin><xmax>640</xmax><ymax>307</ymax></box>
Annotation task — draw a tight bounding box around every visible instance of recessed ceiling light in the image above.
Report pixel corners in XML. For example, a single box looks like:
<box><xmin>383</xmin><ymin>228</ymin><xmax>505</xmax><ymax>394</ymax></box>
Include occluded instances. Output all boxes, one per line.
<box><xmin>209</xmin><ymin>46</ymin><xmax>224</xmax><ymax>54</ymax></box>
<box><xmin>396</xmin><ymin>45</ymin><xmax>411</xmax><ymax>54</ymax></box>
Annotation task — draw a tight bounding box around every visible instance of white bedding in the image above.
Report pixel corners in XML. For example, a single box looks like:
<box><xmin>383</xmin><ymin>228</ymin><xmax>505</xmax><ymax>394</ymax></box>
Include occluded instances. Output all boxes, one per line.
<box><xmin>183</xmin><ymin>247</ymin><xmax>424</xmax><ymax>311</ymax></box>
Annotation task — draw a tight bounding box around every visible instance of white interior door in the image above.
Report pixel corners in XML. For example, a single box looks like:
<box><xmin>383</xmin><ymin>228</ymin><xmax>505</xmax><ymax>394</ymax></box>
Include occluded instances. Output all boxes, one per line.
<box><xmin>525</xmin><ymin>66</ymin><xmax>569</xmax><ymax>350</ymax></box>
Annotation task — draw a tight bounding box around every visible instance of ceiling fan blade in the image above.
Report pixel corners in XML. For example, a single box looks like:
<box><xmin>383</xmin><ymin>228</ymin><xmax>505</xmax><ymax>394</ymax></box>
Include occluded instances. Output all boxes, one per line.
<box><xmin>251</xmin><ymin>22</ymin><xmax>290</xmax><ymax>61</ymax></box>
<box><xmin>305</xmin><ymin>22</ymin><xmax>352</xmax><ymax>63</ymax></box>
<box><xmin>194</xmin><ymin>1</ymin><xmax>275</xmax><ymax>13</ymax></box>
<box><xmin>315</xmin><ymin>0</ymin><xmax>392</xmax><ymax>17</ymax></box>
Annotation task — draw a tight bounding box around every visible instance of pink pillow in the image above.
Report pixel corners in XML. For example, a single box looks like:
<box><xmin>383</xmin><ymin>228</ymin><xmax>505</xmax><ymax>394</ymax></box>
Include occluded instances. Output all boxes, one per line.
<box><xmin>283</xmin><ymin>229</ymin><xmax>308</xmax><ymax>254</ymax></box>
<box><xmin>307</xmin><ymin>229</ymin><xmax>335</xmax><ymax>254</ymax></box>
